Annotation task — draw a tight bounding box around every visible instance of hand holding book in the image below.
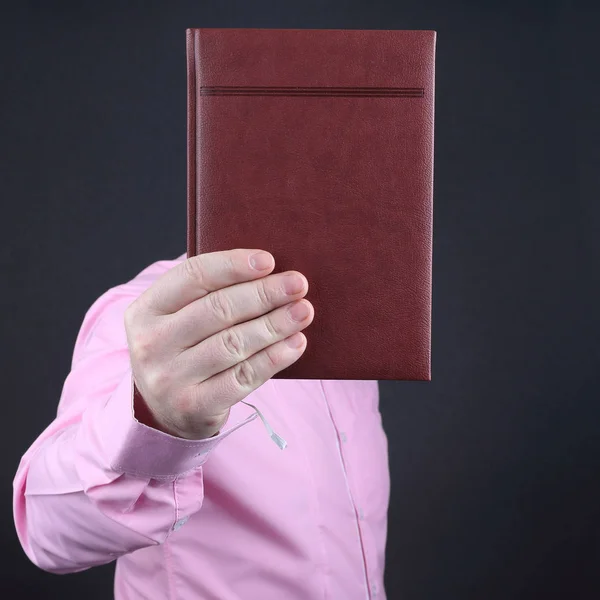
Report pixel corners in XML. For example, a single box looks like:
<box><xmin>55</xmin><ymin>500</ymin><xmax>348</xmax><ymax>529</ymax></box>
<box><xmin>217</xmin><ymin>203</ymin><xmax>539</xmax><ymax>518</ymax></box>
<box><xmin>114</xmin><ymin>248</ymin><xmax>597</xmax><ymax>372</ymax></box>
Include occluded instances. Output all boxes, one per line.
<box><xmin>126</xmin><ymin>249</ymin><xmax>313</xmax><ymax>440</ymax></box>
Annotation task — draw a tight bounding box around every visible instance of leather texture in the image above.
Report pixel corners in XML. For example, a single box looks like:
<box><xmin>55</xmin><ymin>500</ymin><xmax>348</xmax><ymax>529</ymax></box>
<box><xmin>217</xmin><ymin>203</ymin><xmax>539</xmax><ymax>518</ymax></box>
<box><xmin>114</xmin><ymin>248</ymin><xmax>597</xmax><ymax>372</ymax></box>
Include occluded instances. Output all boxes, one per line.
<box><xmin>186</xmin><ymin>28</ymin><xmax>436</xmax><ymax>380</ymax></box>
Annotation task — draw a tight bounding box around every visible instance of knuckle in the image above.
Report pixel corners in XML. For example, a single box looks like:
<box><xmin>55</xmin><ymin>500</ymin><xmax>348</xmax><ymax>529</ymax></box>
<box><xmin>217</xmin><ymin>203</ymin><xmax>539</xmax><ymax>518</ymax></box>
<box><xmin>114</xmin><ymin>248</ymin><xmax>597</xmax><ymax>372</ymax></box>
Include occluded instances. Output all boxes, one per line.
<box><xmin>171</xmin><ymin>386</ymin><xmax>195</xmax><ymax>417</ymax></box>
<box><xmin>233</xmin><ymin>360</ymin><xmax>256</xmax><ymax>389</ymax></box>
<box><xmin>183</xmin><ymin>256</ymin><xmax>205</xmax><ymax>282</ymax></box>
<box><xmin>208</xmin><ymin>291</ymin><xmax>233</xmax><ymax>322</ymax></box>
<box><xmin>221</xmin><ymin>252</ymin><xmax>236</xmax><ymax>274</ymax></box>
<box><xmin>264</xmin><ymin>344</ymin><xmax>281</xmax><ymax>369</ymax></box>
<box><xmin>145</xmin><ymin>368</ymin><xmax>171</xmax><ymax>397</ymax></box>
<box><xmin>255</xmin><ymin>279</ymin><xmax>271</xmax><ymax>308</ymax></box>
<box><xmin>129</xmin><ymin>329</ymin><xmax>155</xmax><ymax>364</ymax></box>
<box><xmin>263</xmin><ymin>315</ymin><xmax>279</xmax><ymax>339</ymax></box>
<box><xmin>221</xmin><ymin>328</ymin><xmax>244</xmax><ymax>359</ymax></box>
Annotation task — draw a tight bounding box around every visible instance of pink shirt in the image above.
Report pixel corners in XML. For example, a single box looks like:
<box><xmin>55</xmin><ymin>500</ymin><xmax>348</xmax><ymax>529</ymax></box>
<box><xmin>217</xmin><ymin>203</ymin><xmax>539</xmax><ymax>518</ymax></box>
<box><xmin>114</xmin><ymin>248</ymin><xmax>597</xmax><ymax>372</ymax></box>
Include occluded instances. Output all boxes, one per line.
<box><xmin>13</xmin><ymin>253</ymin><xmax>390</xmax><ymax>599</ymax></box>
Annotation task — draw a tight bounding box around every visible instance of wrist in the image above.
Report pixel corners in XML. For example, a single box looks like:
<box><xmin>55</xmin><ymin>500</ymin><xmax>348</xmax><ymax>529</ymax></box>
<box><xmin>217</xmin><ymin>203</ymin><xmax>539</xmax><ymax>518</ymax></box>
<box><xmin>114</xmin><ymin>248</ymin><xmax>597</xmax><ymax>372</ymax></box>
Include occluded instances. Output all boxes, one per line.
<box><xmin>133</xmin><ymin>381</ymin><xmax>221</xmax><ymax>439</ymax></box>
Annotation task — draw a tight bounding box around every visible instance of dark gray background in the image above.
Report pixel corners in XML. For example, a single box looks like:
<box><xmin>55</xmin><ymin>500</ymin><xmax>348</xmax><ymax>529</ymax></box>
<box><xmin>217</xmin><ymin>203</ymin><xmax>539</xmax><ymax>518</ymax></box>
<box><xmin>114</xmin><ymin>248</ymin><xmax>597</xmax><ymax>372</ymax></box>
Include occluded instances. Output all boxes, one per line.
<box><xmin>2</xmin><ymin>1</ymin><xmax>599</xmax><ymax>598</ymax></box>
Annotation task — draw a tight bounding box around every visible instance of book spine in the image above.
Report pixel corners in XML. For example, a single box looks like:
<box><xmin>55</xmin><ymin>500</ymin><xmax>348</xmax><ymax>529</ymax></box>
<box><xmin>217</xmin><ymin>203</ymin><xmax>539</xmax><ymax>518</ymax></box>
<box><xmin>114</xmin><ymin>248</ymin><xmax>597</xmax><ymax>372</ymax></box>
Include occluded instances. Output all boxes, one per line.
<box><xmin>186</xmin><ymin>29</ymin><xmax>197</xmax><ymax>258</ymax></box>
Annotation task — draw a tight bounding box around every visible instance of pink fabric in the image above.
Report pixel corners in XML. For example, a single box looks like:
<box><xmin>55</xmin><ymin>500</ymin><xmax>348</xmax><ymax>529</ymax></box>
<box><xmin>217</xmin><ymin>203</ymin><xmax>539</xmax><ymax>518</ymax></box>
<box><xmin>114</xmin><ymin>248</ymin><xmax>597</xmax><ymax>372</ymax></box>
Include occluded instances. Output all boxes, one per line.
<box><xmin>13</xmin><ymin>253</ymin><xmax>390</xmax><ymax>599</ymax></box>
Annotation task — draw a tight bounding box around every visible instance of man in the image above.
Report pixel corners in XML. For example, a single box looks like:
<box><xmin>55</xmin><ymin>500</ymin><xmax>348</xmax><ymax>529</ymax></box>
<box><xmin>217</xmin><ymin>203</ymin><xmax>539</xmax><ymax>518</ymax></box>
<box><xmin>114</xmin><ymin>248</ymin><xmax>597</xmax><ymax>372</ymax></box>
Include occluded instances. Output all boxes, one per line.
<box><xmin>13</xmin><ymin>249</ymin><xmax>390</xmax><ymax>599</ymax></box>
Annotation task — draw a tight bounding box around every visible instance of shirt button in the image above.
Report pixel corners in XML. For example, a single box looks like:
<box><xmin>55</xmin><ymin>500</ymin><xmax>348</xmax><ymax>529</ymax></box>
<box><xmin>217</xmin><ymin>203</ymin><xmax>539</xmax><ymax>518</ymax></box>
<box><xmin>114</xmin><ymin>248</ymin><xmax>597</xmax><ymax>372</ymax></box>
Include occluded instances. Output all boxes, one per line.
<box><xmin>358</xmin><ymin>507</ymin><xmax>365</xmax><ymax>520</ymax></box>
<box><xmin>371</xmin><ymin>583</ymin><xmax>378</xmax><ymax>596</ymax></box>
<box><xmin>340</xmin><ymin>432</ymin><xmax>347</xmax><ymax>443</ymax></box>
<box><xmin>173</xmin><ymin>516</ymin><xmax>189</xmax><ymax>531</ymax></box>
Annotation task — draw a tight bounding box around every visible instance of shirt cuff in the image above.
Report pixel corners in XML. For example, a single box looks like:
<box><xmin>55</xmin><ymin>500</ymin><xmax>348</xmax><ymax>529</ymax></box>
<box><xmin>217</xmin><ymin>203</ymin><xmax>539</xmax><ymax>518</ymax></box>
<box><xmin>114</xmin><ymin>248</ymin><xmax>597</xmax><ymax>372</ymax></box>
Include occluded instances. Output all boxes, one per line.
<box><xmin>96</xmin><ymin>371</ymin><xmax>258</xmax><ymax>479</ymax></box>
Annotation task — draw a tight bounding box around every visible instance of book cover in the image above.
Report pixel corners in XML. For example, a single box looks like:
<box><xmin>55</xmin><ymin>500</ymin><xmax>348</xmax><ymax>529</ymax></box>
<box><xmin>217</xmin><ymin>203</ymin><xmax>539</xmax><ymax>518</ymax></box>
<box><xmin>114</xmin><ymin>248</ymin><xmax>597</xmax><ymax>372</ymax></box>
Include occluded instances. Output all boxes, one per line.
<box><xmin>187</xmin><ymin>28</ymin><xmax>436</xmax><ymax>380</ymax></box>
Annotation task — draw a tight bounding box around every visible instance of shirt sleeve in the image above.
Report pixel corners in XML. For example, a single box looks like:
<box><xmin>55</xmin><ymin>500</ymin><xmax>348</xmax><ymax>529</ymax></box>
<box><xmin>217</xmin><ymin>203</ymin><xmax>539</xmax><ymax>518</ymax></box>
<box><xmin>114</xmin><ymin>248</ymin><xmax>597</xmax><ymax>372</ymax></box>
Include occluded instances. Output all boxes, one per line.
<box><xmin>12</xmin><ymin>271</ymin><xmax>257</xmax><ymax>574</ymax></box>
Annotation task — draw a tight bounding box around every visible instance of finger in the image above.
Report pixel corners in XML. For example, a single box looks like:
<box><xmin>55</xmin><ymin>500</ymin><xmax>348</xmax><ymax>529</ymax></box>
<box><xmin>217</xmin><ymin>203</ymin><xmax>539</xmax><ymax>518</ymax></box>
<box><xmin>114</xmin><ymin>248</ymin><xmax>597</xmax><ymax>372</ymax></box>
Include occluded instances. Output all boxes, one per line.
<box><xmin>138</xmin><ymin>249</ymin><xmax>275</xmax><ymax>315</ymax></box>
<box><xmin>175</xmin><ymin>298</ymin><xmax>314</xmax><ymax>380</ymax></box>
<box><xmin>189</xmin><ymin>332</ymin><xmax>307</xmax><ymax>415</ymax></box>
<box><xmin>167</xmin><ymin>270</ymin><xmax>308</xmax><ymax>350</ymax></box>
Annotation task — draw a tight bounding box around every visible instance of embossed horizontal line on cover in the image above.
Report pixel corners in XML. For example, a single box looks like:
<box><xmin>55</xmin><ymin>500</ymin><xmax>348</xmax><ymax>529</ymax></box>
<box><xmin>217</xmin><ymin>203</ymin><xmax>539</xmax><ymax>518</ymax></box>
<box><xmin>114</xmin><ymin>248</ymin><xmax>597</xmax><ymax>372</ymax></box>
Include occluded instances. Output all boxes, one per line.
<box><xmin>199</xmin><ymin>86</ymin><xmax>424</xmax><ymax>97</ymax></box>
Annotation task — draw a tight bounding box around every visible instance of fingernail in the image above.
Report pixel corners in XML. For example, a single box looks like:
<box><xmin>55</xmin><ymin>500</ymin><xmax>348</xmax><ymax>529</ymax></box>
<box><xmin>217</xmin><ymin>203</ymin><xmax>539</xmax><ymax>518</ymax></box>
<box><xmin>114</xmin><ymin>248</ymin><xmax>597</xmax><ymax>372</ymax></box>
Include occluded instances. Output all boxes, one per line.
<box><xmin>285</xmin><ymin>333</ymin><xmax>304</xmax><ymax>348</ymax></box>
<box><xmin>288</xmin><ymin>301</ymin><xmax>310</xmax><ymax>321</ymax></box>
<box><xmin>284</xmin><ymin>273</ymin><xmax>305</xmax><ymax>295</ymax></box>
<box><xmin>249</xmin><ymin>252</ymin><xmax>274</xmax><ymax>270</ymax></box>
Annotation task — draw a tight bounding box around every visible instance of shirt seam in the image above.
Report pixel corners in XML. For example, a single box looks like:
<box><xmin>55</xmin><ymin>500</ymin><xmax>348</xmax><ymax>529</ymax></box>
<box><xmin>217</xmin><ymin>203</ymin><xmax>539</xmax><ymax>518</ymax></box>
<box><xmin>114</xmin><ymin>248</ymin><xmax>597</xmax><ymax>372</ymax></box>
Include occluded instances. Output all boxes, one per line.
<box><xmin>163</xmin><ymin>478</ymin><xmax>179</xmax><ymax>600</ymax></box>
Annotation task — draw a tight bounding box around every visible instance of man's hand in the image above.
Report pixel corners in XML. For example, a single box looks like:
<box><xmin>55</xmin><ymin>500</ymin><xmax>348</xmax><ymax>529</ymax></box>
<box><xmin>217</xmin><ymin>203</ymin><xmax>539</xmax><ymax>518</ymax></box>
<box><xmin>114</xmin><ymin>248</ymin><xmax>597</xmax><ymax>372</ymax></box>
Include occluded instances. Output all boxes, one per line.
<box><xmin>124</xmin><ymin>249</ymin><xmax>313</xmax><ymax>440</ymax></box>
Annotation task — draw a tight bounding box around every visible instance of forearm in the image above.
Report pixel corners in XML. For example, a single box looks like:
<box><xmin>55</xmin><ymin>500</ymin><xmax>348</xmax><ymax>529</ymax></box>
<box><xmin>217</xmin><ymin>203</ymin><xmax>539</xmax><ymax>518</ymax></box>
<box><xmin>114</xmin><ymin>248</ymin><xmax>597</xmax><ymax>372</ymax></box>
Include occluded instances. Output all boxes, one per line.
<box><xmin>13</xmin><ymin>371</ymin><xmax>223</xmax><ymax>574</ymax></box>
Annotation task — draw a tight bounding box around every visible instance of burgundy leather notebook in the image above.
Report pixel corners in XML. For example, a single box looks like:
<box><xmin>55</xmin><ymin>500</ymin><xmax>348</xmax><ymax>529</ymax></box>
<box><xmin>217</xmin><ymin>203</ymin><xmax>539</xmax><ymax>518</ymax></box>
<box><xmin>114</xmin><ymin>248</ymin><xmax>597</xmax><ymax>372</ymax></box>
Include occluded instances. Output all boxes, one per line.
<box><xmin>186</xmin><ymin>28</ymin><xmax>435</xmax><ymax>380</ymax></box>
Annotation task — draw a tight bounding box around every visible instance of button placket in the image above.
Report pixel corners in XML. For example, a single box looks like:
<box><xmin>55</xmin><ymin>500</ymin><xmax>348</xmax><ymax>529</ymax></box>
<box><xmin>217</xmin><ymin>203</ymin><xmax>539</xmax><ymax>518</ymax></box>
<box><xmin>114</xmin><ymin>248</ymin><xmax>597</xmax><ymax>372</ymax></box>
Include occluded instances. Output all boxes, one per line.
<box><xmin>320</xmin><ymin>381</ymin><xmax>371</xmax><ymax>600</ymax></box>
